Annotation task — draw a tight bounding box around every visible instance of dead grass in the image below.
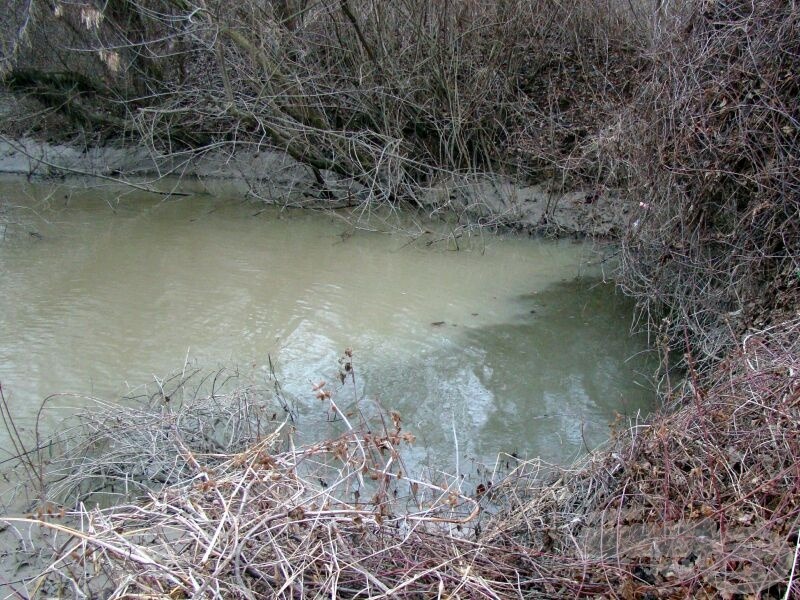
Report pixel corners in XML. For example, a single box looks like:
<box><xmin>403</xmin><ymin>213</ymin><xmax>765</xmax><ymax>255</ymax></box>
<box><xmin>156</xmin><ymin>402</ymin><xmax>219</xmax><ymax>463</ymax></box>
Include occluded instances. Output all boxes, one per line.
<box><xmin>2</xmin><ymin>324</ymin><xmax>798</xmax><ymax>598</ymax></box>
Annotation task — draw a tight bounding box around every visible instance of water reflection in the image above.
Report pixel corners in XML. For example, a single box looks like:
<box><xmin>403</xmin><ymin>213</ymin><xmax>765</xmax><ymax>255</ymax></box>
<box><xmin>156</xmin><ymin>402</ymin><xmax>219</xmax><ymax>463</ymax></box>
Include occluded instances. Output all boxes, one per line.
<box><xmin>337</xmin><ymin>279</ymin><xmax>654</xmax><ymax>469</ymax></box>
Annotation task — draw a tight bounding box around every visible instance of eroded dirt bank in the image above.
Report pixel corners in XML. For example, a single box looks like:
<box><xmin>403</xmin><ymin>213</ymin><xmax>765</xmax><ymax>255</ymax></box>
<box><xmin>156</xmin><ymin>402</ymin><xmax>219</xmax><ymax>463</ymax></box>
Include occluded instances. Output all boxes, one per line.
<box><xmin>0</xmin><ymin>136</ymin><xmax>630</xmax><ymax>239</ymax></box>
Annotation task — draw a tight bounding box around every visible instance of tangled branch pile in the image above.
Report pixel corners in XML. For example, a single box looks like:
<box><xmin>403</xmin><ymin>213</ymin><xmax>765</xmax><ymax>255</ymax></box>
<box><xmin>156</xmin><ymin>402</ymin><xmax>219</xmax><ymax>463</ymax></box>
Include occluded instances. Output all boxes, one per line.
<box><xmin>620</xmin><ymin>0</ymin><xmax>800</xmax><ymax>362</ymax></box>
<box><xmin>1</xmin><ymin>0</ymin><xmax>653</xmax><ymax>201</ymax></box>
<box><xmin>5</xmin><ymin>376</ymin><xmax>520</xmax><ymax>598</ymax></box>
<box><xmin>32</xmin><ymin>377</ymin><xmax>285</xmax><ymax>506</ymax></box>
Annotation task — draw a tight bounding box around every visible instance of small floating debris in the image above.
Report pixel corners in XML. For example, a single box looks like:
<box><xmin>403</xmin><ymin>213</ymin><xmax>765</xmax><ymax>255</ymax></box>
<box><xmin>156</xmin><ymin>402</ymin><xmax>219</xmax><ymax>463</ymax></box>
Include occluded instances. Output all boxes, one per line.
<box><xmin>430</xmin><ymin>321</ymin><xmax>445</xmax><ymax>327</ymax></box>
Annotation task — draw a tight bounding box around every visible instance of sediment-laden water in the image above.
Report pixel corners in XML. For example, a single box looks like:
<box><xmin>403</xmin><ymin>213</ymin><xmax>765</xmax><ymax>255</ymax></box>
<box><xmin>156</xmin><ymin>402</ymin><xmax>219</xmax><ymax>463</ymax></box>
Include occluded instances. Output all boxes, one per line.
<box><xmin>0</xmin><ymin>176</ymin><xmax>654</xmax><ymax>471</ymax></box>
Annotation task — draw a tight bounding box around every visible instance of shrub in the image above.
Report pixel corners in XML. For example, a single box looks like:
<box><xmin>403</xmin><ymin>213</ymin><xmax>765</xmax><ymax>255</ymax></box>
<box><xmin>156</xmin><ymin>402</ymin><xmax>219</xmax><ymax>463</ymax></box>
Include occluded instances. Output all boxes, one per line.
<box><xmin>619</xmin><ymin>0</ymin><xmax>800</xmax><ymax>363</ymax></box>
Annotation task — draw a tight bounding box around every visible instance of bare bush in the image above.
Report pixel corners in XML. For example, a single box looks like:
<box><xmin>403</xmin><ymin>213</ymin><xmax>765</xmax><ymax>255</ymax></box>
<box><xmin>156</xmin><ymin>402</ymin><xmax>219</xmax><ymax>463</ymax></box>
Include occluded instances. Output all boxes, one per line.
<box><xmin>1</xmin><ymin>0</ymin><xmax>661</xmax><ymax>203</ymax></box>
<box><xmin>619</xmin><ymin>0</ymin><xmax>800</xmax><ymax>363</ymax></box>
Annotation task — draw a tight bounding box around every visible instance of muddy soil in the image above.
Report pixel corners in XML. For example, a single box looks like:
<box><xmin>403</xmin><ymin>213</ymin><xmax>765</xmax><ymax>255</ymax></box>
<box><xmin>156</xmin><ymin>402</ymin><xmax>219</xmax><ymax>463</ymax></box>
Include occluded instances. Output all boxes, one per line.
<box><xmin>0</xmin><ymin>136</ymin><xmax>630</xmax><ymax>238</ymax></box>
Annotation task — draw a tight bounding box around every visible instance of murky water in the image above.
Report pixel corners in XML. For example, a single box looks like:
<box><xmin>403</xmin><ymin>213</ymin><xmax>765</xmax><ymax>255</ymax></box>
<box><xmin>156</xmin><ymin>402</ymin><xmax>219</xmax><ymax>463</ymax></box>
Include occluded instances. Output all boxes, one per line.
<box><xmin>0</xmin><ymin>177</ymin><xmax>654</xmax><ymax>472</ymax></box>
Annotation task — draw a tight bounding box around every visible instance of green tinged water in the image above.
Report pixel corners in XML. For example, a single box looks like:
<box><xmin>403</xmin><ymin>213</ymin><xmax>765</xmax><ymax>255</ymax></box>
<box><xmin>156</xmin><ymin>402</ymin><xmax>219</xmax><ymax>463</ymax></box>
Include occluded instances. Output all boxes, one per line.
<box><xmin>0</xmin><ymin>177</ymin><xmax>654</xmax><ymax>471</ymax></box>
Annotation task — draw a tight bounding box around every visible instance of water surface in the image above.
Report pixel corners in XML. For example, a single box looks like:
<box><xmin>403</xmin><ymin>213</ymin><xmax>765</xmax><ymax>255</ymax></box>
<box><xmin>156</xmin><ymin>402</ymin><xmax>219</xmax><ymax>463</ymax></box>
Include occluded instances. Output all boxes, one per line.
<box><xmin>0</xmin><ymin>177</ymin><xmax>654</xmax><ymax>471</ymax></box>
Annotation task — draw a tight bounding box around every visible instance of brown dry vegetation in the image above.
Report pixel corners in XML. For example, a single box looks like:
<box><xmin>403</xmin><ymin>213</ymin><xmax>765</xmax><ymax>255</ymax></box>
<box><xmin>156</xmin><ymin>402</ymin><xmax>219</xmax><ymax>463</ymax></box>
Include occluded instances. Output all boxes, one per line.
<box><xmin>1</xmin><ymin>0</ymin><xmax>657</xmax><ymax>199</ymax></box>
<box><xmin>3</xmin><ymin>323</ymin><xmax>797</xmax><ymax>598</ymax></box>
<box><xmin>1</xmin><ymin>0</ymin><xmax>798</xmax><ymax>598</ymax></box>
<box><xmin>490</xmin><ymin>317</ymin><xmax>800</xmax><ymax>598</ymax></box>
<box><xmin>619</xmin><ymin>0</ymin><xmax>800</xmax><ymax>364</ymax></box>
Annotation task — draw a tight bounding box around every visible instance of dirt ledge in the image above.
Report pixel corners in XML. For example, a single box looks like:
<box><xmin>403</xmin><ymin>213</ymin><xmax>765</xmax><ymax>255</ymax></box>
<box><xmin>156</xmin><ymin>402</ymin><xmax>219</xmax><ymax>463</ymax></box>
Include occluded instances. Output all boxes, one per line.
<box><xmin>0</xmin><ymin>136</ymin><xmax>632</xmax><ymax>239</ymax></box>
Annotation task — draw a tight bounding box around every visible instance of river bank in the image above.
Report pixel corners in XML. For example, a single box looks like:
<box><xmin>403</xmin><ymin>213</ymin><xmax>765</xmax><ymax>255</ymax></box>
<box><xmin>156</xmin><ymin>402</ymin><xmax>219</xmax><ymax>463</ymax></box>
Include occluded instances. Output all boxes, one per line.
<box><xmin>1</xmin><ymin>319</ymin><xmax>796</xmax><ymax>598</ymax></box>
<box><xmin>0</xmin><ymin>152</ymin><xmax>796</xmax><ymax>597</ymax></box>
<box><xmin>0</xmin><ymin>135</ymin><xmax>629</xmax><ymax>239</ymax></box>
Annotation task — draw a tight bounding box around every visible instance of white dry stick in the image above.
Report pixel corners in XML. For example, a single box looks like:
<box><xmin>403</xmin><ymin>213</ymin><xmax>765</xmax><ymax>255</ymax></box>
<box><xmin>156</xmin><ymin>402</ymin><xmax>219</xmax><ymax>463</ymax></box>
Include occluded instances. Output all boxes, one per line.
<box><xmin>2</xmin><ymin>517</ymin><xmax>189</xmax><ymax>589</ymax></box>
<box><xmin>181</xmin><ymin>347</ymin><xmax>191</xmax><ymax>402</ymax></box>
<box><xmin>452</xmin><ymin>416</ymin><xmax>460</xmax><ymax>490</ymax></box>
<box><xmin>785</xmin><ymin>526</ymin><xmax>800</xmax><ymax>600</ymax></box>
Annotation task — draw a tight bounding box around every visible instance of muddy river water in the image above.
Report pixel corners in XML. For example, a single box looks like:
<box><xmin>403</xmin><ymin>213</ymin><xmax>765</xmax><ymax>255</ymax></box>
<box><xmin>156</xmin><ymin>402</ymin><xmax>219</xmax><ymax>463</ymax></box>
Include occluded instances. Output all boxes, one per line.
<box><xmin>0</xmin><ymin>177</ymin><xmax>654</xmax><ymax>472</ymax></box>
